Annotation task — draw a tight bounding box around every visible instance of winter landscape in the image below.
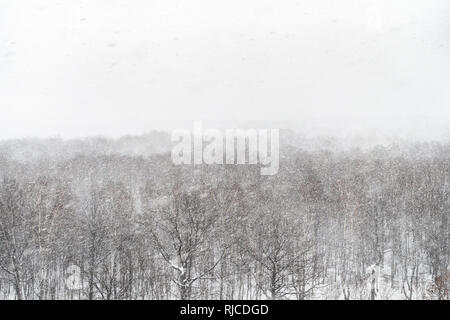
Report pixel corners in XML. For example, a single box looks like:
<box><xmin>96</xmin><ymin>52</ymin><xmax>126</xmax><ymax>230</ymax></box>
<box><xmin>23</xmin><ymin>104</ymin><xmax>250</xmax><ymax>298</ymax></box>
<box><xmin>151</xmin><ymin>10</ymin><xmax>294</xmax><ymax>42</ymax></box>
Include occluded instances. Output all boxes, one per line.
<box><xmin>1</xmin><ymin>1</ymin><xmax>449</xmax><ymax>300</ymax></box>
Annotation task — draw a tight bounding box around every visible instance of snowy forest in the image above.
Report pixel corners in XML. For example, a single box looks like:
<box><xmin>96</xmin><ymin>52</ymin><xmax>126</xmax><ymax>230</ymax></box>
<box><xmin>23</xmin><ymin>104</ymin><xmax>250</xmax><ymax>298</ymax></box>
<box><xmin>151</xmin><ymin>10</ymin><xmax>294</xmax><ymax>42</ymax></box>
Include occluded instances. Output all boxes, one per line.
<box><xmin>0</xmin><ymin>131</ymin><xmax>448</xmax><ymax>300</ymax></box>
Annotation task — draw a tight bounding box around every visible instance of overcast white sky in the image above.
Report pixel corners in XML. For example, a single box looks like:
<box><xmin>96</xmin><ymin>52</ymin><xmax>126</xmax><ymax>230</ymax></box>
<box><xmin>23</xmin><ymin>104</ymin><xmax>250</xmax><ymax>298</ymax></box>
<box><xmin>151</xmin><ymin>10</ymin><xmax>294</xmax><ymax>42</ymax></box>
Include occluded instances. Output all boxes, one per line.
<box><xmin>1</xmin><ymin>0</ymin><xmax>450</xmax><ymax>139</ymax></box>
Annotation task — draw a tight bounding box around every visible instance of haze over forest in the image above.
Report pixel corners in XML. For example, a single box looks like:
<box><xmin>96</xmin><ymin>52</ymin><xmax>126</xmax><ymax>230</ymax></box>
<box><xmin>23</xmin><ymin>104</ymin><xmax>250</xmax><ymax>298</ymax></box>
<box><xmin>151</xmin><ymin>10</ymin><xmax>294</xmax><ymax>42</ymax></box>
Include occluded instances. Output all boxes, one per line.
<box><xmin>0</xmin><ymin>1</ymin><xmax>448</xmax><ymax>300</ymax></box>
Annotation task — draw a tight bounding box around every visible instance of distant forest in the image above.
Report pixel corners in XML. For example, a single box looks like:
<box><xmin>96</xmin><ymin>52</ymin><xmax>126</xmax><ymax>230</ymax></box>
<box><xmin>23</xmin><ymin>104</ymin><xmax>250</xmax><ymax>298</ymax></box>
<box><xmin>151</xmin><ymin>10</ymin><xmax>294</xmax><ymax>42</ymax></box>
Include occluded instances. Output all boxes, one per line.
<box><xmin>0</xmin><ymin>131</ymin><xmax>448</xmax><ymax>300</ymax></box>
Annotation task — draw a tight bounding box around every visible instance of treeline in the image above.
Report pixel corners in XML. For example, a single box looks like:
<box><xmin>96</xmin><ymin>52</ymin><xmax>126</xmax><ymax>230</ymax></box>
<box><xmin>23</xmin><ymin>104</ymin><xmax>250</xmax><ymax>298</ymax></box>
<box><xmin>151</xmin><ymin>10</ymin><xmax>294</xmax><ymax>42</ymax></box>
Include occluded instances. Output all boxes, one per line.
<box><xmin>0</xmin><ymin>137</ymin><xmax>448</xmax><ymax>300</ymax></box>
